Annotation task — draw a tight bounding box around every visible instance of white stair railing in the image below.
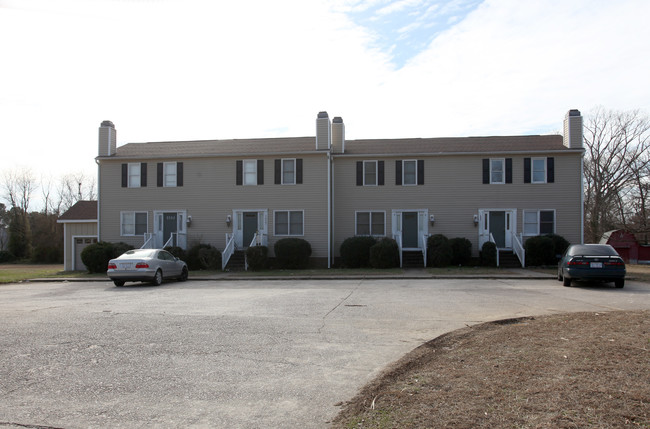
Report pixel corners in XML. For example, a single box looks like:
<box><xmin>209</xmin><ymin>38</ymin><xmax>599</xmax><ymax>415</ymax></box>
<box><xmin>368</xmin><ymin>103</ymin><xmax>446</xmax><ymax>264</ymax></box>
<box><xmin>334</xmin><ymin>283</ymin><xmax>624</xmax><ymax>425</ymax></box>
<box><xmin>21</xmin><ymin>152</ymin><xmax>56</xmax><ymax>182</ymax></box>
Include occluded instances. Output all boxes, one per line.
<box><xmin>393</xmin><ymin>232</ymin><xmax>403</xmax><ymax>267</ymax></box>
<box><xmin>511</xmin><ymin>232</ymin><xmax>526</xmax><ymax>267</ymax></box>
<box><xmin>141</xmin><ymin>233</ymin><xmax>153</xmax><ymax>249</ymax></box>
<box><xmin>420</xmin><ymin>233</ymin><xmax>429</xmax><ymax>267</ymax></box>
<box><xmin>222</xmin><ymin>233</ymin><xmax>235</xmax><ymax>271</ymax></box>
<box><xmin>489</xmin><ymin>233</ymin><xmax>499</xmax><ymax>267</ymax></box>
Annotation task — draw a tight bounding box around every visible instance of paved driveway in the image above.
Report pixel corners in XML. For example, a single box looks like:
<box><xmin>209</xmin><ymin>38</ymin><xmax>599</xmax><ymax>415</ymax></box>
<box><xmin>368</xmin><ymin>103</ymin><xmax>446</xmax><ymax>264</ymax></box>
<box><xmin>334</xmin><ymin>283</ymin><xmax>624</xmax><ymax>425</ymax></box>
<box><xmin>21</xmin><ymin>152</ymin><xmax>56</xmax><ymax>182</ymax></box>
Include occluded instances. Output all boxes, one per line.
<box><xmin>1</xmin><ymin>278</ymin><xmax>649</xmax><ymax>428</ymax></box>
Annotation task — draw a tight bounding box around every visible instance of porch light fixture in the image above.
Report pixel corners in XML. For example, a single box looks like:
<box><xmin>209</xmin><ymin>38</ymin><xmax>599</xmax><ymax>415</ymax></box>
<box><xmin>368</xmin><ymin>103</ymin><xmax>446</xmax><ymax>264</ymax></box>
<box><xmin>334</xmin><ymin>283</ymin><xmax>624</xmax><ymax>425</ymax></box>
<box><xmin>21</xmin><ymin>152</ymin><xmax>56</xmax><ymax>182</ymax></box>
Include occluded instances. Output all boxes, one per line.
<box><xmin>186</xmin><ymin>215</ymin><xmax>192</xmax><ymax>226</ymax></box>
<box><xmin>226</xmin><ymin>215</ymin><xmax>232</xmax><ymax>226</ymax></box>
<box><xmin>429</xmin><ymin>214</ymin><xmax>435</xmax><ymax>225</ymax></box>
<box><xmin>473</xmin><ymin>214</ymin><xmax>479</xmax><ymax>225</ymax></box>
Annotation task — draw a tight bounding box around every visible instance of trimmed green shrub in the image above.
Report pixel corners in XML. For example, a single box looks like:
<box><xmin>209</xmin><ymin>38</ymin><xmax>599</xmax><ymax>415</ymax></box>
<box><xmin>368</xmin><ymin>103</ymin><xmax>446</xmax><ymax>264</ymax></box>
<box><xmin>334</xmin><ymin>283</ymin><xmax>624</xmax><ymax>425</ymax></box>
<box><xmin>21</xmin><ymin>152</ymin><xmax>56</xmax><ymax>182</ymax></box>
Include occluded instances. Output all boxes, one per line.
<box><xmin>449</xmin><ymin>237</ymin><xmax>472</xmax><ymax>266</ymax></box>
<box><xmin>427</xmin><ymin>234</ymin><xmax>452</xmax><ymax>267</ymax></box>
<box><xmin>186</xmin><ymin>244</ymin><xmax>215</xmax><ymax>270</ymax></box>
<box><xmin>525</xmin><ymin>235</ymin><xmax>555</xmax><ymax>266</ymax></box>
<box><xmin>165</xmin><ymin>246</ymin><xmax>186</xmax><ymax>261</ymax></box>
<box><xmin>274</xmin><ymin>238</ymin><xmax>312</xmax><ymax>269</ymax></box>
<box><xmin>111</xmin><ymin>242</ymin><xmax>134</xmax><ymax>258</ymax></box>
<box><xmin>0</xmin><ymin>250</ymin><xmax>16</xmax><ymax>263</ymax></box>
<box><xmin>545</xmin><ymin>233</ymin><xmax>570</xmax><ymax>261</ymax></box>
<box><xmin>198</xmin><ymin>245</ymin><xmax>222</xmax><ymax>270</ymax></box>
<box><xmin>340</xmin><ymin>236</ymin><xmax>377</xmax><ymax>268</ymax></box>
<box><xmin>369</xmin><ymin>238</ymin><xmax>400</xmax><ymax>269</ymax></box>
<box><xmin>481</xmin><ymin>241</ymin><xmax>497</xmax><ymax>267</ymax></box>
<box><xmin>246</xmin><ymin>245</ymin><xmax>268</xmax><ymax>271</ymax></box>
<box><xmin>81</xmin><ymin>242</ymin><xmax>115</xmax><ymax>273</ymax></box>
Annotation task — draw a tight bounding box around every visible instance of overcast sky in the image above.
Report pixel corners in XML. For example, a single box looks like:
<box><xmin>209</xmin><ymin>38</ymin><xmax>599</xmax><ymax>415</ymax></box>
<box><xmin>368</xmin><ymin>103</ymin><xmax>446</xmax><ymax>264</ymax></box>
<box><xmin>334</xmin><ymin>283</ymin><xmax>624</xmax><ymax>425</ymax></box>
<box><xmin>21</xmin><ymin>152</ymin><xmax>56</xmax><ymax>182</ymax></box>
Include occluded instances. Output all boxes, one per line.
<box><xmin>1</xmin><ymin>0</ymin><xmax>649</xmax><ymax>209</ymax></box>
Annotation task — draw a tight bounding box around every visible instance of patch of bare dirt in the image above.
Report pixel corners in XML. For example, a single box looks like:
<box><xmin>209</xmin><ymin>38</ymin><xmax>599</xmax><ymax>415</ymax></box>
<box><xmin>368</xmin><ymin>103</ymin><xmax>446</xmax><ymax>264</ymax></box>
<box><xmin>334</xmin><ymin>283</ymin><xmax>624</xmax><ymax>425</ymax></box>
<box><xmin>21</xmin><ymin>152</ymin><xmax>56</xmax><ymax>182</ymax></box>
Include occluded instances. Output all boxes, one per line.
<box><xmin>332</xmin><ymin>311</ymin><xmax>650</xmax><ymax>428</ymax></box>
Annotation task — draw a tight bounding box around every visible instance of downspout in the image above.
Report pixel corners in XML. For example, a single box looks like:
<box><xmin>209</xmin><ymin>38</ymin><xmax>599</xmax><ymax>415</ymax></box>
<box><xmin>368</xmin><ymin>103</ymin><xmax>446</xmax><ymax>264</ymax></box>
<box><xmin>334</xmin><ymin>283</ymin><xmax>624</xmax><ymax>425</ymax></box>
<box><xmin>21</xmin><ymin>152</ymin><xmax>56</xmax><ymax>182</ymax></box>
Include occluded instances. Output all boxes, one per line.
<box><xmin>580</xmin><ymin>153</ymin><xmax>584</xmax><ymax>244</ymax></box>
<box><xmin>96</xmin><ymin>158</ymin><xmax>101</xmax><ymax>242</ymax></box>
<box><xmin>327</xmin><ymin>151</ymin><xmax>332</xmax><ymax>268</ymax></box>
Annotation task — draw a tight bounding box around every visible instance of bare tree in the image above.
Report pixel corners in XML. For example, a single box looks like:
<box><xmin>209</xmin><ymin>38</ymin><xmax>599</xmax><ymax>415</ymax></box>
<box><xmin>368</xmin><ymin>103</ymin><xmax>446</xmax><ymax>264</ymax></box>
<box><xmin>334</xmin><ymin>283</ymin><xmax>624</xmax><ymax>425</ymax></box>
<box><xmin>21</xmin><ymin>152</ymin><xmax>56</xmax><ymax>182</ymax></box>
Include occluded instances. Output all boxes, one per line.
<box><xmin>583</xmin><ymin>107</ymin><xmax>650</xmax><ymax>242</ymax></box>
<box><xmin>56</xmin><ymin>172</ymin><xmax>97</xmax><ymax>213</ymax></box>
<box><xmin>2</xmin><ymin>168</ymin><xmax>37</xmax><ymax>212</ymax></box>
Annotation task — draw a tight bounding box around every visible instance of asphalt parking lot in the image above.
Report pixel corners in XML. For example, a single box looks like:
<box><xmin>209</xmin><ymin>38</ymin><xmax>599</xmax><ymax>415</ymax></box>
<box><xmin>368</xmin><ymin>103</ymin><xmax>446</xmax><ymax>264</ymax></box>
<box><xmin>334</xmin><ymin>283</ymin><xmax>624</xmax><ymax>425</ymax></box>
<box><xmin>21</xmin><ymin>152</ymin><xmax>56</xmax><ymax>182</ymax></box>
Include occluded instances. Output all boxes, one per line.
<box><xmin>1</xmin><ymin>278</ymin><xmax>649</xmax><ymax>428</ymax></box>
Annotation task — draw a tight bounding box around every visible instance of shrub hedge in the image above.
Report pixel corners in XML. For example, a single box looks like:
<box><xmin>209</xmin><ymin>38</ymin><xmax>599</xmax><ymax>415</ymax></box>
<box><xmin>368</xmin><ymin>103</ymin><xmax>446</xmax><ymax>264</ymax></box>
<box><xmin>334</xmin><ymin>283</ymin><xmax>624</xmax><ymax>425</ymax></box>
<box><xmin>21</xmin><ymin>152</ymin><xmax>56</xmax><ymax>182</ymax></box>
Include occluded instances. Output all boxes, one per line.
<box><xmin>186</xmin><ymin>244</ymin><xmax>216</xmax><ymax>270</ymax></box>
<box><xmin>545</xmin><ymin>233</ymin><xmax>570</xmax><ymax>262</ymax></box>
<box><xmin>481</xmin><ymin>241</ymin><xmax>497</xmax><ymax>267</ymax></box>
<box><xmin>246</xmin><ymin>245</ymin><xmax>268</xmax><ymax>271</ymax></box>
<box><xmin>197</xmin><ymin>246</ymin><xmax>222</xmax><ymax>270</ymax></box>
<box><xmin>427</xmin><ymin>234</ymin><xmax>452</xmax><ymax>267</ymax></box>
<box><xmin>369</xmin><ymin>238</ymin><xmax>400</xmax><ymax>269</ymax></box>
<box><xmin>340</xmin><ymin>236</ymin><xmax>377</xmax><ymax>268</ymax></box>
<box><xmin>274</xmin><ymin>238</ymin><xmax>312</xmax><ymax>269</ymax></box>
<box><xmin>449</xmin><ymin>237</ymin><xmax>472</xmax><ymax>266</ymax></box>
<box><xmin>524</xmin><ymin>235</ymin><xmax>555</xmax><ymax>266</ymax></box>
<box><xmin>164</xmin><ymin>246</ymin><xmax>187</xmax><ymax>261</ymax></box>
<box><xmin>81</xmin><ymin>241</ymin><xmax>134</xmax><ymax>273</ymax></box>
<box><xmin>0</xmin><ymin>250</ymin><xmax>16</xmax><ymax>263</ymax></box>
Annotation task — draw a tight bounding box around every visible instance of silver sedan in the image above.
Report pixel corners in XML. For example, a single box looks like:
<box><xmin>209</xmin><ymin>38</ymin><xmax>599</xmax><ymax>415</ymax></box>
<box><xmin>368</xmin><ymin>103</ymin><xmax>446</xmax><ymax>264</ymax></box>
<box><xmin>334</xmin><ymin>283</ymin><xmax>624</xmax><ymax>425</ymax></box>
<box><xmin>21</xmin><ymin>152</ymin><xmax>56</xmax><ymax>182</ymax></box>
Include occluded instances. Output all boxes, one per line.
<box><xmin>107</xmin><ymin>249</ymin><xmax>188</xmax><ymax>287</ymax></box>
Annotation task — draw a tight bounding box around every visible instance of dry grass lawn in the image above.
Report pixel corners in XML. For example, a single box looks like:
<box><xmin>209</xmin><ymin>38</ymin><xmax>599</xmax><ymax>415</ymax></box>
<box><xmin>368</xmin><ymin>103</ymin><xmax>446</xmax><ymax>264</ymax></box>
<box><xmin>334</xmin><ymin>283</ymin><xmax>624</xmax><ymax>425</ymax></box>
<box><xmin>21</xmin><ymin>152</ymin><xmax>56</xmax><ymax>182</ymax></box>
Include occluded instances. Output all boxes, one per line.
<box><xmin>333</xmin><ymin>311</ymin><xmax>650</xmax><ymax>428</ymax></box>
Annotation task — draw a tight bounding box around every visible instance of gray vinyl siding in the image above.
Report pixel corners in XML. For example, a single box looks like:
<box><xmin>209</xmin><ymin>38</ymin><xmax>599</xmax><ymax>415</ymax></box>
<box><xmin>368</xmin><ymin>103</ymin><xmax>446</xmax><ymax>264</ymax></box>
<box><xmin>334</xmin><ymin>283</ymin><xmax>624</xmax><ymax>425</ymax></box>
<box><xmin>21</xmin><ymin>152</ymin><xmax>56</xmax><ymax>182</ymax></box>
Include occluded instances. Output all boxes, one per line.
<box><xmin>332</xmin><ymin>153</ymin><xmax>582</xmax><ymax>257</ymax></box>
<box><xmin>63</xmin><ymin>222</ymin><xmax>98</xmax><ymax>270</ymax></box>
<box><xmin>98</xmin><ymin>154</ymin><xmax>329</xmax><ymax>259</ymax></box>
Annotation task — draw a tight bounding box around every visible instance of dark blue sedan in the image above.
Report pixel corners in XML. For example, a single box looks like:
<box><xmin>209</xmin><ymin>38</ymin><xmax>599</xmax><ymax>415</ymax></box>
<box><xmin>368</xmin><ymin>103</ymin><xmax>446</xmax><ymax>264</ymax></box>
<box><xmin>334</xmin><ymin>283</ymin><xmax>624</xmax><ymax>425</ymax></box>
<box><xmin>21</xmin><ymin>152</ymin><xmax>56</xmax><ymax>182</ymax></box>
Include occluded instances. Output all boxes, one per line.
<box><xmin>557</xmin><ymin>244</ymin><xmax>626</xmax><ymax>288</ymax></box>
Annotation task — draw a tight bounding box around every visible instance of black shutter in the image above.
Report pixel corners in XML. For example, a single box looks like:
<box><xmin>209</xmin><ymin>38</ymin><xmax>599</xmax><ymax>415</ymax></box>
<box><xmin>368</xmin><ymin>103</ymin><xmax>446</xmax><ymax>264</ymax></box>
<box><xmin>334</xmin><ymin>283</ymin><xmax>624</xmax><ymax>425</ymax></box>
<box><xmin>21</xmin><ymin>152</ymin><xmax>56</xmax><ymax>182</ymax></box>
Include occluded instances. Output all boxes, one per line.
<box><xmin>482</xmin><ymin>159</ymin><xmax>489</xmax><ymax>184</ymax></box>
<box><xmin>296</xmin><ymin>159</ymin><xmax>303</xmax><ymax>184</ymax></box>
<box><xmin>121</xmin><ymin>164</ymin><xmax>127</xmax><ymax>187</ymax></box>
<box><xmin>547</xmin><ymin>157</ymin><xmax>554</xmax><ymax>183</ymax></box>
<box><xmin>236</xmin><ymin>160</ymin><xmax>243</xmax><ymax>185</ymax></box>
<box><xmin>505</xmin><ymin>158</ymin><xmax>512</xmax><ymax>184</ymax></box>
<box><xmin>356</xmin><ymin>162</ymin><xmax>363</xmax><ymax>186</ymax></box>
<box><xmin>417</xmin><ymin>160</ymin><xmax>424</xmax><ymax>185</ymax></box>
<box><xmin>157</xmin><ymin>163</ymin><xmax>163</xmax><ymax>187</ymax></box>
<box><xmin>257</xmin><ymin>160</ymin><xmax>264</xmax><ymax>185</ymax></box>
<box><xmin>177</xmin><ymin>162</ymin><xmax>183</xmax><ymax>186</ymax></box>
<box><xmin>141</xmin><ymin>163</ymin><xmax>147</xmax><ymax>187</ymax></box>
<box><xmin>378</xmin><ymin>161</ymin><xmax>384</xmax><ymax>186</ymax></box>
<box><xmin>275</xmin><ymin>159</ymin><xmax>281</xmax><ymax>184</ymax></box>
<box><xmin>524</xmin><ymin>158</ymin><xmax>531</xmax><ymax>183</ymax></box>
<box><xmin>395</xmin><ymin>160</ymin><xmax>402</xmax><ymax>185</ymax></box>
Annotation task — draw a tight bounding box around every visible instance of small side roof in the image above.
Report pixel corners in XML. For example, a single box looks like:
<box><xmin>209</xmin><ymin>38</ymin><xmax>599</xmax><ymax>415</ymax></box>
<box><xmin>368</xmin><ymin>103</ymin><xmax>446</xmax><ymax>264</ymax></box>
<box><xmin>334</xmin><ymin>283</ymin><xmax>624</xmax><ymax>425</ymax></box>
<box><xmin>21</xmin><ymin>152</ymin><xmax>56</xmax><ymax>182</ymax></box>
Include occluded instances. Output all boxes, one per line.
<box><xmin>58</xmin><ymin>200</ymin><xmax>98</xmax><ymax>222</ymax></box>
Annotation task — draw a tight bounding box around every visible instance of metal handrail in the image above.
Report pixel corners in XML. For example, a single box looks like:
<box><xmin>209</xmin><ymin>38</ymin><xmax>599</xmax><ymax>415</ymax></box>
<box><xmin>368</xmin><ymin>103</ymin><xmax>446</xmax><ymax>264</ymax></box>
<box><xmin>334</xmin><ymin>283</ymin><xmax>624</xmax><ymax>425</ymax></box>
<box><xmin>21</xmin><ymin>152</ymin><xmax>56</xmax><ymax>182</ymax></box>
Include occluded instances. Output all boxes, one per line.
<box><xmin>512</xmin><ymin>232</ymin><xmax>526</xmax><ymax>267</ymax></box>
<box><xmin>222</xmin><ymin>233</ymin><xmax>235</xmax><ymax>271</ymax></box>
<box><xmin>393</xmin><ymin>232</ymin><xmax>403</xmax><ymax>267</ymax></box>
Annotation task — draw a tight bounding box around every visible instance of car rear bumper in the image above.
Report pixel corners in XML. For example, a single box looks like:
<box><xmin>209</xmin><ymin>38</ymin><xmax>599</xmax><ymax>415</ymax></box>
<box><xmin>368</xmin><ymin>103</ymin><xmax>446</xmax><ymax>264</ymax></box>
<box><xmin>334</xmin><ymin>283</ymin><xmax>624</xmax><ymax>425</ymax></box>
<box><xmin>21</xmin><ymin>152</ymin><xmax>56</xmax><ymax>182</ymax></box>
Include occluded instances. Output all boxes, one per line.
<box><xmin>107</xmin><ymin>269</ymin><xmax>157</xmax><ymax>282</ymax></box>
<box><xmin>564</xmin><ymin>267</ymin><xmax>626</xmax><ymax>281</ymax></box>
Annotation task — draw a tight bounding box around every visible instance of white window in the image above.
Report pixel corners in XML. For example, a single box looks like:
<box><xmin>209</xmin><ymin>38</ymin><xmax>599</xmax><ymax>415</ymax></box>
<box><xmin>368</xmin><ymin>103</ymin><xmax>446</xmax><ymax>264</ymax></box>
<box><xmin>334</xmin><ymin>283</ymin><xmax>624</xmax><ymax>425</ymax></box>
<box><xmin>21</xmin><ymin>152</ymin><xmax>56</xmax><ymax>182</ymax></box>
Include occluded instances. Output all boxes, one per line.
<box><xmin>128</xmin><ymin>163</ymin><xmax>141</xmax><ymax>188</ymax></box>
<box><xmin>523</xmin><ymin>210</ymin><xmax>555</xmax><ymax>236</ymax></box>
<box><xmin>490</xmin><ymin>159</ymin><xmax>504</xmax><ymax>184</ymax></box>
<box><xmin>356</xmin><ymin>211</ymin><xmax>385</xmax><ymax>236</ymax></box>
<box><xmin>121</xmin><ymin>212</ymin><xmax>148</xmax><ymax>236</ymax></box>
<box><xmin>532</xmin><ymin>158</ymin><xmax>546</xmax><ymax>183</ymax></box>
<box><xmin>164</xmin><ymin>162</ymin><xmax>177</xmax><ymax>187</ymax></box>
<box><xmin>274</xmin><ymin>210</ymin><xmax>303</xmax><ymax>236</ymax></box>
<box><xmin>403</xmin><ymin>160</ymin><xmax>417</xmax><ymax>185</ymax></box>
<box><xmin>243</xmin><ymin>160</ymin><xmax>257</xmax><ymax>185</ymax></box>
<box><xmin>282</xmin><ymin>159</ymin><xmax>295</xmax><ymax>184</ymax></box>
<box><xmin>364</xmin><ymin>161</ymin><xmax>377</xmax><ymax>186</ymax></box>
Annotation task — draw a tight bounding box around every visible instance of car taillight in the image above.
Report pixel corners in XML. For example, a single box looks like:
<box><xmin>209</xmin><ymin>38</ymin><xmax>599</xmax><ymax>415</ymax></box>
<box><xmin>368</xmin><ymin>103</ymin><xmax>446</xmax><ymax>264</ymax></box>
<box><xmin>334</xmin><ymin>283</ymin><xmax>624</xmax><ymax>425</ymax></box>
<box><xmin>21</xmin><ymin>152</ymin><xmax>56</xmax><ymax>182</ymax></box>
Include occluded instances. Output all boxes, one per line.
<box><xmin>567</xmin><ymin>259</ymin><xmax>589</xmax><ymax>266</ymax></box>
<box><xmin>107</xmin><ymin>263</ymin><xmax>117</xmax><ymax>270</ymax></box>
<box><xmin>605</xmin><ymin>260</ymin><xmax>624</xmax><ymax>266</ymax></box>
<box><xmin>135</xmin><ymin>263</ymin><xmax>149</xmax><ymax>269</ymax></box>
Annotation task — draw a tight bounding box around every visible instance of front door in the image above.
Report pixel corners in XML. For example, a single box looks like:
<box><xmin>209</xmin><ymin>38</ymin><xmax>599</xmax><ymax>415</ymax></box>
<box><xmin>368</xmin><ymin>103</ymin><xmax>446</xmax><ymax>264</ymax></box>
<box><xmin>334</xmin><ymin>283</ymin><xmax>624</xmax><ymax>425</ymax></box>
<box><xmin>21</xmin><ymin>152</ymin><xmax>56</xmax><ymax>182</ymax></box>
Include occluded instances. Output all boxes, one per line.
<box><xmin>163</xmin><ymin>213</ymin><xmax>178</xmax><ymax>247</ymax></box>
<box><xmin>402</xmin><ymin>212</ymin><xmax>419</xmax><ymax>248</ymax></box>
<box><xmin>243</xmin><ymin>212</ymin><xmax>258</xmax><ymax>248</ymax></box>
<box><xmin>489</xmin><ymin>211</ymin><xmax>506</xmax><ymax>248</ymax></box>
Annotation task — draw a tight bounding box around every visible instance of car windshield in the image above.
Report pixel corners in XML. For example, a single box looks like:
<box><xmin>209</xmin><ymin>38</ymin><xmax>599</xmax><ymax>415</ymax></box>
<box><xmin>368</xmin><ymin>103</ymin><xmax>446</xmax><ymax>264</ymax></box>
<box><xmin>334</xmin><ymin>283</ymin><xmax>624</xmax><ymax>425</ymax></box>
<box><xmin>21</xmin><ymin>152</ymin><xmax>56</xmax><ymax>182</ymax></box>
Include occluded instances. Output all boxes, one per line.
<box><xmin>569</xmin><ymin>245</ymin><xmax>619</xmax><ymax>257</ymax></box>
<box><xmin>118</xmin><ymin>249</ymin><xmax>157</xmax><ymax>259</ymax></box>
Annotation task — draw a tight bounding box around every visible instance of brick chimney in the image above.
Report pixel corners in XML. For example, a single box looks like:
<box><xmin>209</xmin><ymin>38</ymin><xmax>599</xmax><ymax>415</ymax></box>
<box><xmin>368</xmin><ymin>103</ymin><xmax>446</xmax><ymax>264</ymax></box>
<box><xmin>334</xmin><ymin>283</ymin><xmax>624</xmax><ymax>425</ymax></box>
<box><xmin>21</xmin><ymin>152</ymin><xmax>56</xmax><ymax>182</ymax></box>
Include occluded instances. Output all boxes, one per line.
<box><xmin>98</xmin><ymin>120</ymin><xmax>116</xmax><ymax>156</ymax></box>
<box><xmin>563</xmin><ymin>109</ymin><xmax>583</xmax><ymax>149</ymax></box>
<box><xmin>332</xmin><ymin>117</ymin><xmax>345</xmax><ymax>154</ymax></box>
<box><xmin>316</xmin><ymin>111</ymin><xmax>331</xmax><ymax>150</ymax></box>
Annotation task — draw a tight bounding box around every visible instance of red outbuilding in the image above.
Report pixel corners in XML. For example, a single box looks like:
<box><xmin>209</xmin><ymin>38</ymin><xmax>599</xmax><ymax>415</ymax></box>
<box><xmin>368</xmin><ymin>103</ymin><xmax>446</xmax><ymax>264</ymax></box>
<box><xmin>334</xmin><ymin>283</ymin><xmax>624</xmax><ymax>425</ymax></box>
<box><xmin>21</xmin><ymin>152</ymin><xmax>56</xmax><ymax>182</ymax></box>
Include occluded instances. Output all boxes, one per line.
<box><xmin>600</xmin><ymin>230</ymin><xmax>650</xmax><ymax>264</ymax></box>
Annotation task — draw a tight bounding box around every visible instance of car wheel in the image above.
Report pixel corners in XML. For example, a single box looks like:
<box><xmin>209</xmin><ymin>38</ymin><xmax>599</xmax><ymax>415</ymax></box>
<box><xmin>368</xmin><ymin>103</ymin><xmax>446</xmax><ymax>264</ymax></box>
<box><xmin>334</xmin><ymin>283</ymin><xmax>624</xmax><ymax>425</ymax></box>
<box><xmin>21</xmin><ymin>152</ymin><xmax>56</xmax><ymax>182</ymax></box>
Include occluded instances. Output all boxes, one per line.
<box><xmin>113</xmin><ymin>280</ymin><xmax>125</xmax><ymax>287</ymax></box>
<box><xmin>557</xmin><ymin>270</ymin><xmax>563</xmax><ymax>281</ymax></box>
<box><xmin>179</xmin><ymin>267</ymin><xmax>188</xmax><ymax>282</ymax></box>
<box><xmin>152</xmin><ymin>269</ymin><xmax>163</xmax><ymax>286</ymax></box>
<box><xmin>615</xmin><ymin>279</ymin><xmax>625</xmax><ymax>288</ymax></box>
<box><xmin>563</xmin><ymin>276</ymin><xmax>571</xmax><ymax>287</ymax></box>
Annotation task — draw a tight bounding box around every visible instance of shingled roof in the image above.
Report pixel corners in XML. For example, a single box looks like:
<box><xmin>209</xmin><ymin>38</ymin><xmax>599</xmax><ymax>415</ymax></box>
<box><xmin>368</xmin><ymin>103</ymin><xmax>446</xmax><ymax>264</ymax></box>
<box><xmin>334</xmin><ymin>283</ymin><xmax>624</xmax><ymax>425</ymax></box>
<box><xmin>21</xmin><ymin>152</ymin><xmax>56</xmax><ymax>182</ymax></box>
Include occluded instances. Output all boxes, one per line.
<box><xmin>58</xmin><ymin>201</ymin><xmax>97</xmax><ymax>222</ymax></box>
<box><xmin>98</xmin><ymin>133</ymin><xmax>577</xmax><ymax>160</ymax></box>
